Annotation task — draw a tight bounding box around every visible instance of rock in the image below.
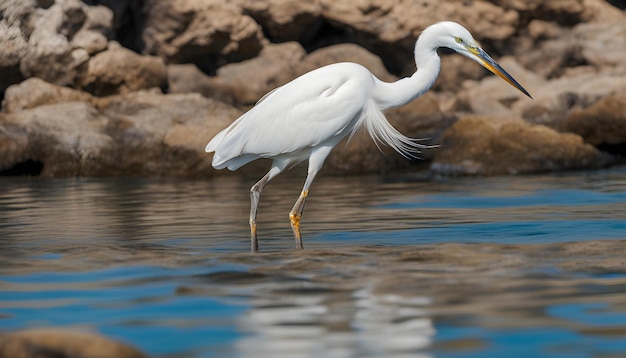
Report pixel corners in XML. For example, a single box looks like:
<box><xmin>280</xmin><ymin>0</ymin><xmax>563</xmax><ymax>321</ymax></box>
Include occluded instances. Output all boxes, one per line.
<box><xmin>453</xmin><ymin>54</ymin><xmax>626</xmax><ymax>131</ymax></box>
<box><xmin>517</xmin><ymin>22</ymin><xmax>626</xmax><ymax>79</ymax></box>
<box><xmin>142</xmin><ymin>0</ymin><xmax>264</xmax><ymax>72</ymax></box>
<box><xmin>167</xmin><ymin>64</ymin><xmax>224</xmax><ymax>101</ymax></box>
<box><xmin>3</xmin><ymin>77</ymin><xmax>95</xmax><ymax>113</ymax></box>
<box><xmin>96</xmin><ymin>90</ymin><xmax>240</xmax><ymax>176</ymax></box>
<box><xmin>0</xmin><ymin>101</ymin><xmax>114</xmax><ymax>176</ymax></box>
<box><xmin>561</xmin><ymin>94</ymin><xmax>626</xmax><ymax>152</ymax></box>
<box><xmin>175</xmin><ymin>42</ymin><xmax>307</xmax><ymax>106</ymax></box>
<box><xmin>580</xmin><ymin>0</ymin><xmax>626</xmax><ymax>23</ymax></box>
<box><xmin>294</xmin><ymin>43</ymin><xmax>396</xmax><ymax>82</ymax></box>
<box><xmin>77</xmin><ymin>42</ymin><xmax>167</xmax><ymax>96</ymax></box>
<box><xmin>0</xmin><ymin>328</ymin><xmax>146</xmax><ymax>358</ymax></box>
<box><xmin>0</xmin><ymin>2</ymin><xmax>29</xmax><ymax>91</ymax></box>
<box><xmin>430</xmin><ymin>115</ymin><xmax>611</xmax><ymax>175</ymax></box>
<box><xmin>241</xmin><ymin>0</ymin><xmax>323</xmax><ymax>42</ymax></box>
<box><xmin>453</xmin><ymin>57</ymin><xmax>543</xmax><ymax>119</ymax></box>
<box><xmin>0</xmin><ymin>84</ymin><xmax>240</xmax><ymax>177</ymax></box>
<box><xmin>319</xmin><ymin>0</ymin><xmax>518</xmax><ymax>74</ymax></box>
<box><xmin>19</xmin><ymin>0</ymin><xmax>113</xmax><ymax>86</ymax></box>
<box><xmin>494</xmin><ymin>0</ymin><xmax>586</xmax><ymax>25</ymax></box>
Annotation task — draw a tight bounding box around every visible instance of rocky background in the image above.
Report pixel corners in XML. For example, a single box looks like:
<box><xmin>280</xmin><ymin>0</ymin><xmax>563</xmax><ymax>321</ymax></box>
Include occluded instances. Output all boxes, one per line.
<box><xmin>0</xmin><ymin>0</ymin><xmax>625</xmax><ymax>177</ymax></box>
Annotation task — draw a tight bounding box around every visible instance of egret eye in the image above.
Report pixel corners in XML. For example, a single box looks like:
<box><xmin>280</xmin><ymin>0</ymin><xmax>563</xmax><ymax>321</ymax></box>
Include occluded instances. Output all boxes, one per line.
<box><xmin>455</xmin><ymin>37</ymin><xmax>463</xmax><ymax>43</ymax></box>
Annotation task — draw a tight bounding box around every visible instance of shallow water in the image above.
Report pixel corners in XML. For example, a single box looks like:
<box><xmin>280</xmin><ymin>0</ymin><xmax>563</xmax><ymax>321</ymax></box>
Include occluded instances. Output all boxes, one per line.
<box><xmin>1</xmin><ymin>167</ymin><xmax>626</xmax><ymax>357</ymax></box>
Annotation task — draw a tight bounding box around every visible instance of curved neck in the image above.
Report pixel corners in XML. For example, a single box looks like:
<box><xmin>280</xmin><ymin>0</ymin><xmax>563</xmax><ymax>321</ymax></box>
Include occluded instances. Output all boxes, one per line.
<box><xmin>373</xmin><ymin>42</ymin><xmax>441</xmax><ymax>109</ymax></box>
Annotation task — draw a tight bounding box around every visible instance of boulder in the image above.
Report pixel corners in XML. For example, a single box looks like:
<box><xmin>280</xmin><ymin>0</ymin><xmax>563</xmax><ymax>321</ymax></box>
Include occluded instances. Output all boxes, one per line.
<box><xmin>0</xmin><ymin>328</ymin><xmax>146</xmax><ymax>358</ymax></box>
<box><xmin>430</xmin><ymin>116</ymin><xmax>612</xmax><ymax>175</ymax></box>
<box><xmin>19</xmin><ymin>0</ymin><xmax>112</xmax><ymax>86</ymax></box>
<box><xmin>168</xmin><ymin>64</ymin><xmax>225</xmax><ymax>101</ymax></box>
<box><xmin>453</xmin><ymin>56</ymin><xmax>626</xmax><ymax>130</ymax></box>
<box><xmin>0</xmin><ymin>1</ymin><xmax>29</xmax><ymax>91</ymax></box>
<box><xmin>142</xmin><ymin>0</ymin><xmax>264</xmax><ymax>72</ymax></box>
<box><xmin>561</xmin><ymin>94</ymin><xmax>626</xmax><ymax>153</ymax></box>
<box><xmin>3</xmin><ymin>77</ymin><xmax>96</xmax><ymax>113</ymax></box>
<box><xmin>170</xmin><ymin>42</ymin><xmax>306</xmax><ymax>106</ymax></box>
<box><xmin>95</xmin><ymin>90</ymin><xmax>240</xmax><ymax>176</ymax></box>
<box><xmin>0</xmin><ymin>83</ymin><xmax>240</xmax><ymax>177</ymax></box>
<box><xmin>77</xmin><ymin>42</ymin><xmax>167</xmax><ymax>96</ymax></box>
<box><xmin>516</xmin><ymin>21</ymin><xmax>626</xmax><ymax>80</ymax></box>
<box><xmin>294</xmin><ymin>43</ymin><xmax>396</xmax><ymax>82</ymax></box>
<box><xmin>241</xmin><ymin>0</ymin><xmax>323</xmax><ymax>42</ymax></box>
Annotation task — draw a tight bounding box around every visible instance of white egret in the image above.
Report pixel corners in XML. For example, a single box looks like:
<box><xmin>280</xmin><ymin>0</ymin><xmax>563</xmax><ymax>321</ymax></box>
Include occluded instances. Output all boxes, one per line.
<box><xmin>206</xmin><ymin>21</ymin><xmax>531</xmax><ymax>252</ymax></box>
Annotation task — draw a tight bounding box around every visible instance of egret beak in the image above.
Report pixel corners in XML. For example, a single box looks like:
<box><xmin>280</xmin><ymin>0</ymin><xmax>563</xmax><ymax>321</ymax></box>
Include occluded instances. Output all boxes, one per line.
<box><xmin>471</xmin><ymin>47</ymin><xmax>532</xmax><ymax>99</ymax></box>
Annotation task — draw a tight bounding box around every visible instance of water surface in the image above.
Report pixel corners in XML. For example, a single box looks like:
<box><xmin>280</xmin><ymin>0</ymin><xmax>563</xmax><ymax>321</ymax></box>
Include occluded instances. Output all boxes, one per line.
<box><xmin>1</xmin><ymin>167</ymin><xmax>625</xmax><ymax>357</ymax></box>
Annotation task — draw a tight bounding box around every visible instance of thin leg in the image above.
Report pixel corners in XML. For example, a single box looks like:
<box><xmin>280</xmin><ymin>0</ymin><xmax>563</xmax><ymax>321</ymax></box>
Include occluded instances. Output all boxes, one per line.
<box><xmin>289</xmin><ymin>189</ymin><xmax>309</xmax><ymax>249</ymax></box>
<box><xmin>250</xmin><ymin>165</ymin><xmax>284</xmax><ymax>252</ymax></box>
<box><xmin>289</xmin><ymin>146</ymin><xmax>333</xmax><ymax>249</ymax></box>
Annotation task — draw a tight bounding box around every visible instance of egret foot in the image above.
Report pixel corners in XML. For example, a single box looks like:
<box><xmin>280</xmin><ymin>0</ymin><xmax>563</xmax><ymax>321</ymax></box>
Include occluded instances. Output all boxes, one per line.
<box><xmin>289</xmin><ymin>212</ymin><xmax>303</xmax><ymax>249</ymax></box>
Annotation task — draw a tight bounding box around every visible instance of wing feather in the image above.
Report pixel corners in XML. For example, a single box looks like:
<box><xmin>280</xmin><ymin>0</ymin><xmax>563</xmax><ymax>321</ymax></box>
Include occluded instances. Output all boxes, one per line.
<box><xmin>207</xmin><ymin>63</ymin><xmax>373</xmax><ymax>170</ymax></box>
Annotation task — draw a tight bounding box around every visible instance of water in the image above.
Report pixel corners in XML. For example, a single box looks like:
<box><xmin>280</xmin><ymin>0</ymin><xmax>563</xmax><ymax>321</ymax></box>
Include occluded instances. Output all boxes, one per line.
<box><xmin>1</xmin><ymin>167</ymin><xmax>626</xmax><ymax>357</ymax></box>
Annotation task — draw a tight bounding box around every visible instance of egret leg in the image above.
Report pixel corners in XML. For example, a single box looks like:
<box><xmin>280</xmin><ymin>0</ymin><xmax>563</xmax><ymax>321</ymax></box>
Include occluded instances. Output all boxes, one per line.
<box><xmin>250</xmin><ymin>165</ymin><xmax>283</xmax><ymax>252</ymax></box>
<box><xmin>289</xmin><ymin>189</ymin><xmax>309</xmax><ymax>250</ymax></box>
<box><xmin>289</xmin><ymin>146</ymin><xmax>333</xmax><ymax>249</ymax></box>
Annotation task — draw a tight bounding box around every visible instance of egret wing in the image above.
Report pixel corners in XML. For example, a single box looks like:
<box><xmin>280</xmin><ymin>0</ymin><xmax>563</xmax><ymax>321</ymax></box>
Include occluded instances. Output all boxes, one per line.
<box><xmin>209</xmin><ymin>63</ymin><xmax>373</xmax><ymax>169</ymax></box>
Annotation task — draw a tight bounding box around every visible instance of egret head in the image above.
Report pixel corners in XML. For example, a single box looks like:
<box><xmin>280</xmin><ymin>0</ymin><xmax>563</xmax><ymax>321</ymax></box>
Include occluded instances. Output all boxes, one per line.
<box><xmin>423</xmin><ymin>21</ymin><xmax>532</xmax><ymax>99</ymax></box>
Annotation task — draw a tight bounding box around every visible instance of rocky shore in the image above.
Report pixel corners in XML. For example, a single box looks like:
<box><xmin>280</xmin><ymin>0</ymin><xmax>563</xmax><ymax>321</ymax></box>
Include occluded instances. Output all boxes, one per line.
<box><xmin>0</xmin><ymin>0</ymin><xmax>624</xmax><ymax>177</ymax></box>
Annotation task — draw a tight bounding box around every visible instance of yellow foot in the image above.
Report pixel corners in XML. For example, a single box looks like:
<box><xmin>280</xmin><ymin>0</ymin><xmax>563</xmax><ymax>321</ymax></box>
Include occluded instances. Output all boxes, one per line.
<box><xmin>289</xmin><ymin>212</ymin><xmax>304</xmax><ymax>249</ymax></box>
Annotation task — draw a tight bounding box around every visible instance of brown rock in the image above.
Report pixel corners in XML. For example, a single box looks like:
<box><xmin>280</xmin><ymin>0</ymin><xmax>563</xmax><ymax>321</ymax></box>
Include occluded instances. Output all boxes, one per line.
<box><xmin>0</xmin><ymin>328</ymin><xmax>146</xmax><ymax>358</ymax></box>
<box><xmin>3</xmin><ymin>77</ymin><xmax>95</xmax><ymax>113</ymax></box>
<box><xmin>78</xmin><ymin>43</ymin><xmax>167</xmax><ymax>96</ymax></box>
<box><xmin>295</xmin><ymin>43</ymin><xmax>396</xmax><ymax>82</ymax></box>
<box><xmin>0</xmin><ymin>4</ymin><xmax>29</xmax><ymax>91</ymax></box>
<box><xmin>517</xmin><ymin>22</ymin><xmax>626</xmax><ymax>79</ymax></box>
<box><xmin>18</xmin><ymin>0</ymin><xmax>113</xmax><ymax>86</ymax></box>
<box><xmin>94</xmin><ymin>91</ymin><xmax>241</xmax><ymax>176</ymax></box>
<box><xmin>242</xmin><ymin>0</ymin><xmax>322</xmax><ymax>42</ymax></box>
<box><xmin>319</xmin><ymin>0</ymin><xmax>518</xmax><ymax>74</ymax></box>
<box><xmin>142</xmin><ymin>0</ymin><xmax>264</xmax><ymax>71</ymax></box>
<box><xmin>562</xmin><ymin>94</ymin><xmax>626</xmax><ymax>148</ymax></box>
<box><xmin>0</xmin><ymin>101</ymin><xmax>113</xmax><ymax>176</ymax></box>
<box><xmin>167</xmin><ymin>64</ymin><xmax>224</xmax><ymax>100</ymax></box>
<box><xmin>454</xmin><ymin>57</ymin><xmax>542</xmax><ymax>119</ymax></box>
<box><xmin>495</xmin><ymin>0</ymin><xmax>586</xmax><ymax>25</ymax></box>
<box><xmin>186</xmin><ymin>42</ymin><xmax>307</xmax><ymax>106</ymax></box>
<box><xmin>453</xmin><ymin>53</ymin><xmax>626</xmax><ymax>130</ymax></box>
<box><xmin>430</xmin><ymin>115</ymin><xmax>611</xmax><ymax>175</ymax></box>
<box><xmin>0</xmin><ymin>87</ymin><xmax>240</xmax><ymax>177</ymax></box>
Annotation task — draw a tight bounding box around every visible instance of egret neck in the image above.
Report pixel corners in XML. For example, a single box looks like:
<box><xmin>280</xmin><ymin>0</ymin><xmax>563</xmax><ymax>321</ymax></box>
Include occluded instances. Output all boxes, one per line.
<box><xmin>373</xmin><ymin>44</ymin><xmax>440</xmax><ymax>109</ymax></box>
